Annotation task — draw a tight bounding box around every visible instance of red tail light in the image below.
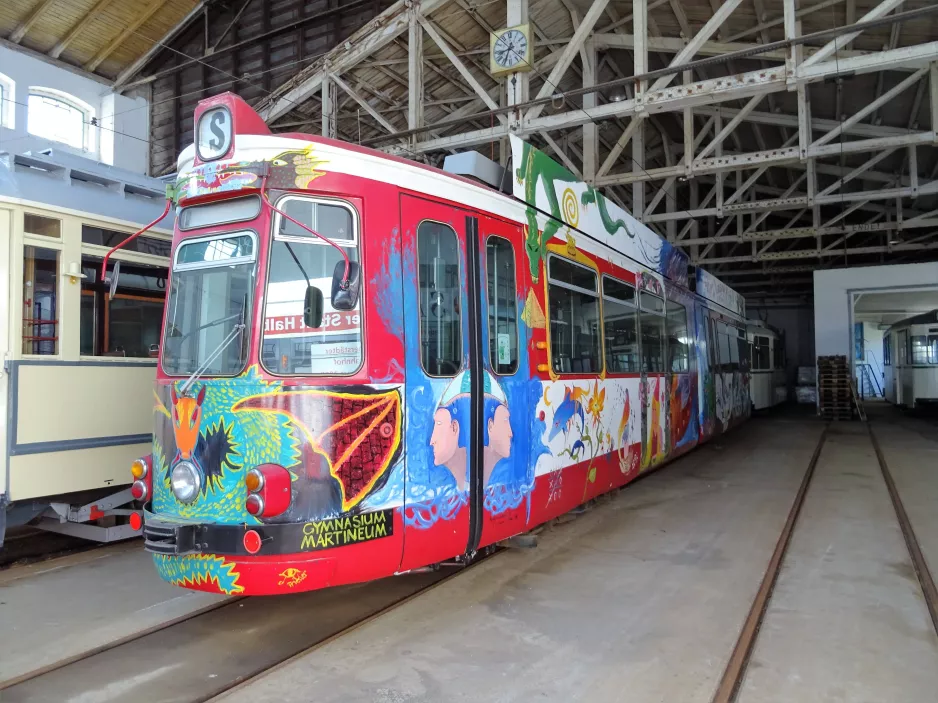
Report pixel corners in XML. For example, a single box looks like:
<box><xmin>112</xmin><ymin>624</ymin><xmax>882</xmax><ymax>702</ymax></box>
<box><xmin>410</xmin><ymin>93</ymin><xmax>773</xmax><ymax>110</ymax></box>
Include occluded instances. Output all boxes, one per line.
<box><xmin>131</xmin><ymin>456</ymin><xmax>153</xmax><ymax>503</ymax></box>
<box><xmin>244</xmin><ymin>464</ymin><xmax>291</xmax><ymax>518</ymax></box>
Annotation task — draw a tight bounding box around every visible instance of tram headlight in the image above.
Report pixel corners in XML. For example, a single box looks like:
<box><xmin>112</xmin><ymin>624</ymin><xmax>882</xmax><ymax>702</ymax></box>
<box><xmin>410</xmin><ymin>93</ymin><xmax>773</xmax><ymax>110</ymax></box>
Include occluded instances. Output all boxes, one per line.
<box><xmin>171</xmin><ymin>461</ymin><xmax>202</xmax><ymax>504</ymax></box>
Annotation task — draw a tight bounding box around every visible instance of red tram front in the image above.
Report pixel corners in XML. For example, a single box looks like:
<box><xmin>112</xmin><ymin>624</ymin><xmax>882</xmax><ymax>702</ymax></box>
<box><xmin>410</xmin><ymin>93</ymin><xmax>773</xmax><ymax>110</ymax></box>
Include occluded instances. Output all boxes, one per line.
<box><xmin>133</xmin><ymin>93</ymin><xmax>750</xmax><ymax>596</ymax></box>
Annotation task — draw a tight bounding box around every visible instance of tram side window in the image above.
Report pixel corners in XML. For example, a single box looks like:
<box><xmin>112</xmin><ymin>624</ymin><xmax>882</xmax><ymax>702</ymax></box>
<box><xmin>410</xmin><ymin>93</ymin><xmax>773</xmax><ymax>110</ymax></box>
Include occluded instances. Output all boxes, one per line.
<box><xmin>773</xmin><ymin>336</ymin><xmax>786</xmax><ymax>369</ymax></box>
<box><xmin>486</xmin><ymin>236</ymin><xmax>518</xmax><ymax>375</ymax></box>
<box><xmin>639</xmin><ymin>291</ymin><xmax>665</xmax><ymax>373</ymax></box>
<box><xmin>737</xmin><ymin>328</ymin><xmax>749</xmax><ymax>370</ymax></box>
<box><xmin>263</xmin><ymin>198</ymin><xmax>362</xmax><ymax>375</ymax></box>
<box><xmin>754</xmin><ymin>336</ymin><xmax>771</xmax><ymax>370</ymax></box>
<box><xmin>910</xmin><ymin>335</ymin><xmax>938</xmax><ymax>365</ymax></box>
<box><xmin>548</xmin><ymin>256</ymin><xmax>601</xmax><ymax>374</ymax></box>
<box><xmin>717</xmin><ymin>322</ymin><xmax>732</xmax><ymax>370</ymax></box>
<box><xmin>22</xmin><ymin>246</ymin><xmax>59</xmax><ymax>355</ymax></box>
<box><xmin>884</xmin><ymin>334</ymin><xmax>891</xmax><ymax>366</ymax></box>
<box><xmin>80</xmin><ymin>257</ymin><xmax>167</xmax><ymax>357</ymax></box>
<box><xmin>897</xmin><ymin>330</ymin><xmax>909</xmax><ymax>365</ymax></box>
<box><xmin>602</xmin><ymin>276</ymin><xmax>639</xmax><ymax>374</ymax></box>
<box><xmin>666</xmin><ymin>301</ymin><xmax>690</xmax><ymax>373</ymax></box>
<box><xmin>82</xmin><ymin>224</ymin><xmax>172</xmax><ymax>257</ymax></box>
<box><xmin>417</xmin><ymin>221</ymin><xmax>462</xmax><ymax>376</ymax></box>
<box><xmin>25</xmin><ymin>213</ymin><xmax>61</xmax><ymax>239</ymax></box>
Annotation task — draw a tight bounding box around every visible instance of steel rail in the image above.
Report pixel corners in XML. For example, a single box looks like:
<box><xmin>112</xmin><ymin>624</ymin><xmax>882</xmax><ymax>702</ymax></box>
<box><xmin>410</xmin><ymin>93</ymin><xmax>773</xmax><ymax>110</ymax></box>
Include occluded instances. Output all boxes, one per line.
<box><xmin>710</xmin><ymin>425</ymin><xmax>829</xmax><ymax>703</ymax></box>
<box><xmin>868</xmin><ymin>423</ymin><xmax>938</xmax><ymax>637</ymax></box>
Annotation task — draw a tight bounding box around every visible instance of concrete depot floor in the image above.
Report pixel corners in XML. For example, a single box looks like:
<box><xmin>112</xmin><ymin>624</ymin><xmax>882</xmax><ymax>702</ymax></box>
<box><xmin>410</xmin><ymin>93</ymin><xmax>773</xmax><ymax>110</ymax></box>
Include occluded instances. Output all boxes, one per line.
<box><xmin>0</xmin><ymin>542</ymin><xmax>227</xmax><ymax>683</ymax></box>
<box><xmin>220</xmin><ymin>408</ymin><xmax>938</xmax><ymax>703</ymax></box>
<box><xmin>2</xmin><ymin>406</ymin><xmax>935</xmax><ymax>702</ymax></box>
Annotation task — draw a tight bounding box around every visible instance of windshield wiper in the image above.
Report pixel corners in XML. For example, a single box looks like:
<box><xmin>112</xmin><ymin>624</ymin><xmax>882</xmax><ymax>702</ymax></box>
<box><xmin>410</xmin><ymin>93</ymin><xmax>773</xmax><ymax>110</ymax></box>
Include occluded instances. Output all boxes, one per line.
<box><xmin>179</xmin><ymin>296</ymin><xmax>247</xmax><ymax>394</ymax></box>
<box><xmin>169</xmin><ymin>310</ymin><xmax>243</xmax><ymax>343</ymax></box>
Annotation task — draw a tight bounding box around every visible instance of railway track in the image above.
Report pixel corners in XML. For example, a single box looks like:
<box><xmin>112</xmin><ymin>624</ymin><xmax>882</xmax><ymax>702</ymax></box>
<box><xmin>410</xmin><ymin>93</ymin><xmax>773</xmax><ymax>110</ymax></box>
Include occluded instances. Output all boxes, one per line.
<box><xmin>710</xmin><ymin>421</ymin><xmax>938</xmax><ymax>703</ymax></box>
<box><xmin>0</xmin><ymin>527</ymin><xmax>111</xmax><ymax>570</ymax></box>
<box><xmin>0</xmin><ymin>557</ymin><xmax>483</xmax><ymax>702</ymax></box>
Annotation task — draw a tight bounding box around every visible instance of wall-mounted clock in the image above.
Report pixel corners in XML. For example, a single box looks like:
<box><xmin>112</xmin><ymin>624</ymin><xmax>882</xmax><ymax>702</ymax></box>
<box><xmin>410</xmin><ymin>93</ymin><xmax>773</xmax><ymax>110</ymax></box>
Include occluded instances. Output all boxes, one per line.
<box><xmin>490</xmin><ymin>24</ymin><xmax>533</xmax><ymax>77</ymax></box>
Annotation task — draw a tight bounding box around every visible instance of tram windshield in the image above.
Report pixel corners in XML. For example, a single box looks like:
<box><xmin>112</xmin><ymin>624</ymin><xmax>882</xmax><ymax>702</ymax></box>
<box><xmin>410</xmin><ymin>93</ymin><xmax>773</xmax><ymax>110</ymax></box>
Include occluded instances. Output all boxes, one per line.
<box><xmin>162</xmin><ymin>232</ymin><xmax>257</xmax><ymax>376</ymax></box>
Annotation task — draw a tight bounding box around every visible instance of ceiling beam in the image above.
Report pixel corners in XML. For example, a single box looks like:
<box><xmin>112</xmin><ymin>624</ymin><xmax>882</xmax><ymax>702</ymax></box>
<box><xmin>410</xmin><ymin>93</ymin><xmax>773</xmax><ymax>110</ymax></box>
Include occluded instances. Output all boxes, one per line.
<box><xmin>49</xmin><ymin>0</ymin><xmax>116</xmax><ymax>59</ymax></box>
<box><xmin>9</xmin><ymin>0</ymin><xmax>58</xmax><ymax>44</ymax></box>
<box><xmin>85</xmin><ymin>0</ymin><xmax>171</xmax><ymax>73</ymax></box>
<box><xmin>113</xmin><ymin>0</ymin><xmax>209</xmax><ymax>90</ymax></box>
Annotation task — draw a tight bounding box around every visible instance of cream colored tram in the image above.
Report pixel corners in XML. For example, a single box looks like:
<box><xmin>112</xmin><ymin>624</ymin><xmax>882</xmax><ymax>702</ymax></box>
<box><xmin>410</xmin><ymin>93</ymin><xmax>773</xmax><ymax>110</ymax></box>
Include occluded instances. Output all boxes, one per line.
<box><xmin>883</xmin><ymin>310</ymin><xmax>938</xmax><ymax>409</ymax></box>
<box><xmin>0</xmin><ymin>149</ymin><xmax>172</xmax><ymax>546</ymax></box>
<box><xmin>746</xmin><ymin>322</ymin><xmax>787</xmax><ymax>410</ymax></box>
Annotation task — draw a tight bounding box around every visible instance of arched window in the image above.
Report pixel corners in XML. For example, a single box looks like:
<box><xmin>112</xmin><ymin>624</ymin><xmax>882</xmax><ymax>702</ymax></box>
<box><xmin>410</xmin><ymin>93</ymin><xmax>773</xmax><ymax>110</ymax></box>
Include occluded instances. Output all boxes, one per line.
<box><xmin>0</xmin><ymin>72</ymin><xmax>14</xmax><ymax>129</ymax></box>
<box><xmin>27</xmin><ymin>88</ymin><xmax>95</xmax><ymax>151</ymax></box>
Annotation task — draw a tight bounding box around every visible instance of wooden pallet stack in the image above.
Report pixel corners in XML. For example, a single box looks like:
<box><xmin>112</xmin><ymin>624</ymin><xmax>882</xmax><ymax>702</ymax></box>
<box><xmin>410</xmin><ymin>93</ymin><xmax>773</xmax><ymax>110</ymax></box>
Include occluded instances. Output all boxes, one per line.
<box><xmin>817</xmin><ymin>355</ymin><xmax>855</xmax><ymax>421</ymax></box>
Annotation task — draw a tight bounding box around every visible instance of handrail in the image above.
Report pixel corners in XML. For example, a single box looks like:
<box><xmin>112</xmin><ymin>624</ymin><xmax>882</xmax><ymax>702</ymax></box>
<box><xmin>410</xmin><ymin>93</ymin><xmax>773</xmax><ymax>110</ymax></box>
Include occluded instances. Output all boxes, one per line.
<box><xmin>857</xmin><ymin>362</ymin><xmax>882</xmax><ymax>397</ymax></box>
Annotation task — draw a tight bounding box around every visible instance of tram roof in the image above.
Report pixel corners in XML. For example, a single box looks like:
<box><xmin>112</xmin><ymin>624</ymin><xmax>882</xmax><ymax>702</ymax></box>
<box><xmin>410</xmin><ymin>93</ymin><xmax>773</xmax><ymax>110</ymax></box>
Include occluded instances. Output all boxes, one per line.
<box><xmin>0</xmin><ymin>148</ymin><xmax>174</xmax><ymax>230</ymax></box>
<box><xmin>178</xmin><ymin>92</ymin><xmax>744</xmax><ymax>308</ymax></box>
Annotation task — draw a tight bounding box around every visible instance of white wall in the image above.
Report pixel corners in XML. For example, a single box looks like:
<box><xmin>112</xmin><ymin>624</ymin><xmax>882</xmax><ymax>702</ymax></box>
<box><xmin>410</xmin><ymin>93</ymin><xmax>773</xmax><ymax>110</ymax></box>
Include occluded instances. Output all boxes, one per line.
<box><xmin>0</xmin><ymin>46</ymin><xmax>149</xmax><ymax>173</ymax></box>
<box><xmin>813</xmin><ymin>262</ymin><xmax>938</xmax><ymax>359</ymax></box>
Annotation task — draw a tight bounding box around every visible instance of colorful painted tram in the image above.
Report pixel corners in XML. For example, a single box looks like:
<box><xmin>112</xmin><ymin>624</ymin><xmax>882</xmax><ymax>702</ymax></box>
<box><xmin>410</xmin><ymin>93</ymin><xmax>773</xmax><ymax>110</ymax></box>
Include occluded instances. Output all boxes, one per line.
<box><xmin>136</xmin><ymin>93</ymin><xmax>750</xmax><ymax>595</ymax></box>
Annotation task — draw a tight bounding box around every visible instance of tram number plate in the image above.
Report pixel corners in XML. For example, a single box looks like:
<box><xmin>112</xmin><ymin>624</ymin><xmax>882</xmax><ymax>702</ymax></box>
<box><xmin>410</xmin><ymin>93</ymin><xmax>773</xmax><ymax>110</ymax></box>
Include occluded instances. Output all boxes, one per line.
<box><xmin>298</xmin><ymin>509</ymin><xmax>394</xmax><ymax>551</ymax></box>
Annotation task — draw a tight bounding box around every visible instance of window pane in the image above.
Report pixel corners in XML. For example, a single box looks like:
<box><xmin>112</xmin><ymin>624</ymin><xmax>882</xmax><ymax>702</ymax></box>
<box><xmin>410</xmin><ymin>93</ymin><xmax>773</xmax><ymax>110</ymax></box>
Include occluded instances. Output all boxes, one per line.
<box><xmin>177</xmin><ymin>234</ymin><xmax>254</xmax><ymax>265</ymax></box>
<box><xmin>603</xmin><ymin>277</ymin><xmax>638</xmax><ymax>373</ymax></box>
<box><xmin>179</xmin><ymin>196</ymin><xmax>260</xmax><ymax>230</ymax></box>
<box><xmin>666</xmin><ymin>302</ymin><xmax>689</xmax><ymax>372</ymax></box>
<box><xmin>417</xmin><ymin>221</ymin><xmax>462</xmax><ymax>376</ymax></box>
<box><xmin>263</xmin><ymin>202</ymin><xmax>362</xmax><ymax>375</ymax></box>
<box><xmin>279</xmin><ymin>199</ymin><xmax>354</xmax><ymax>243</ymax></box>
<box><xmin>718</xmin><ymin>323</ymin><xmax>732</xmax><ymax>367</ymax></box>
<box><xmin>603</xmin><ymin>276</ymin><xmax>635</xmax><ymax>304</ymax></box>
<box><xmin>81</xmin><ymin>257</ymin><xmax>167</xmax><ymax>357</ymax></box>
<box><xmin>80</xmin><ymin>293</ymin><xmax>95</xmax><ymax>355</ymax></box>
<box><xmin>640</xmin><ymin>310</ymin><xmax>664</xmax><ymax>372</ymax></box>
<box><xmin>548</xmin><ymin>258</ymin><xmax>600</xmax><ymax>374</ymax></box>
<box><xmin>108</xmin><ymin>299</ymin><xmax>164</xmax><ymax>357</ymax></box>
<box><xmin>25</xmin><ymin>213</ymin><xmax>61</xmax><ymax>238</ymax></box>
<box><xmin>729</xmin><ymin>327</ymin><xmax>740</xmax><ymax>365</ymax></box>
<box><xmin>23</xmin><ymin>246</ymin><xmax>59</xmax><ymax>355</ymax></box>
<box><xmin>486</xmin><ymin>237</ymin><xmax>518</xmax><ymax>375</ymax></box>
<box><xmin>163</xmin><ymin>265</ymin><xmax>253</xmax><ymax>376</ymax></box>
<box><xmin>83</xmin><ymin>225</ymin><xmax>171</xmax><ymax>258</ymax></box>
<box><xmin>640</xmin><ymin>291</ymin><xmax>664</xmax><ymax>314</ymax></box>
<box><xmin>28</xmin><ymin>94</ymin><xmax>86</xmax><ymax>149</ymax></box>
<box><xmin>910</xmin><ymin>335</ymin><xmax>935</xmax><ymax>365</ymax></box>
<box><xmin>898</xmin><ymin>330</ymin><xmax>908</xmax><ymax>364</ymax></box>
<box><xmin>549</xmin><ymin>256</ymin><xmax>597</xmax><ymax>292</ymax></box>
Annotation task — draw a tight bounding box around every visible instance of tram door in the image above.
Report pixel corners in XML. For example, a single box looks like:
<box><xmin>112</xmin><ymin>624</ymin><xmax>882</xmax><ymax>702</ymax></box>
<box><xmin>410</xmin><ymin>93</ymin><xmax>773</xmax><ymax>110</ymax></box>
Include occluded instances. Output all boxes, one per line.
<box><xmin>398</xmin><ymin>195</ymin><xmax>487</xmax><ymax>571</ymax></box>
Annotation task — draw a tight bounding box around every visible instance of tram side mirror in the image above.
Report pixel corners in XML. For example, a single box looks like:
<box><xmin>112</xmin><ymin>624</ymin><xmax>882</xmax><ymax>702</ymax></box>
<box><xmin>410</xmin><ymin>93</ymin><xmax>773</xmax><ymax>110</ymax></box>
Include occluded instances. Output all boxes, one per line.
<box><xmin>304</xmin><ymin>286</ymin><xmax>324</xmax><ymax>329</ymax></box>
<box><xmin>107</xmin><ymin>261</ymin><xmax>121</xmax><ymax>301</ymax></box>
<box><xmin>331</xmin><ymin>260</ymin><xmax>361</xmax><ymax>311</ymax></box>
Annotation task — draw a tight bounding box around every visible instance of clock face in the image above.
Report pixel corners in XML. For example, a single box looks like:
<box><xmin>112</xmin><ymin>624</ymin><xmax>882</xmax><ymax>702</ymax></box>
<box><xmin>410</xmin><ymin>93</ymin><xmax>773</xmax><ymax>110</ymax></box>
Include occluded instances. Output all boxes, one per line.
<box><xmin>493</xmin><ymin>29</ymin><xmax>528</xmax><ymax>69</ymax></box>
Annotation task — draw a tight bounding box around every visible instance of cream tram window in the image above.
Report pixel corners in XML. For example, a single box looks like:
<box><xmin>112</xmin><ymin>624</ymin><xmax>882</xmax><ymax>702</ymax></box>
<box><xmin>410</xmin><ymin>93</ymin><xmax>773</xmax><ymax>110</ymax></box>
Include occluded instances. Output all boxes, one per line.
<box><xmin>486</xmin><ymin>236</ymin><xmax>518</xmax><ymax>375</ymax></box>
<box><xmin>80</xmin><ymin>258</ymin><xmax>167</xmax><ymax>357</ymax></box>
<box><xmin>753</xmin><ymin>336</ymin><xmax>771</xmax><ymax>370</ymax></box>
<box><xmin>82</xmin><ymin>224</ymin><xmax>171</xmax><ymax>257</ymax></box>
<box><xmin>22</xmin><ymin>246</ymin><xmax>59</xmax><ymax>355</ymax></box>
<box><xmin>602</xmin><ymin>276</ymin><xmax>638</xmax><ymax>374</ymax></box>
<box><xmin>910</xmin><ymin>335</ymin><xmax>938</xmax><ymax>365</ymax></box>
<box><xmin>25</xmin><ymin>213</ymin><xmax>61</xmax><ymax>238</ymax></box>
<box><xmin>547</xmin><ymin>256</ymin><xmax>601</xmax><ymax>375</ymax></box>
<box><xmin>417</xmin><ymin>221</ymin><xmax>462</xmax><ymax>377</ymax></box>
<box><xmin>883</xmin><ymin>334</ymin><xmax>891</xmax><ymax>366</ymax></box>
<box><xmin>639</xmin><ymin>291</ymin><xmax>665</xmax><ymax>373</ymax></box>
<box><xmin>263</xmin><ymin>197</ymin><xmax>362</xmax><ymax>376</ymax></box>
<box><xmin>897</xmin><ymin>329</ymin><xmax>909</xmax><ymax>365</ymax></box>
<box><xmin>163</xmin><ymin>232</ymin><xmax>256</xmax><ymax>377</ymax></box>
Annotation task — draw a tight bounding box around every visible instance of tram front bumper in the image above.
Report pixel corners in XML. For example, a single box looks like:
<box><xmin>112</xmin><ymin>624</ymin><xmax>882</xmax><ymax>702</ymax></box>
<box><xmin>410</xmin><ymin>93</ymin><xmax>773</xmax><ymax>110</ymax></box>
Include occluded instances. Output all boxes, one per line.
<box><xmin>142</xmin><ymin>513</ymin><xmax>202</xmax><ymax>555</ymax></box>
